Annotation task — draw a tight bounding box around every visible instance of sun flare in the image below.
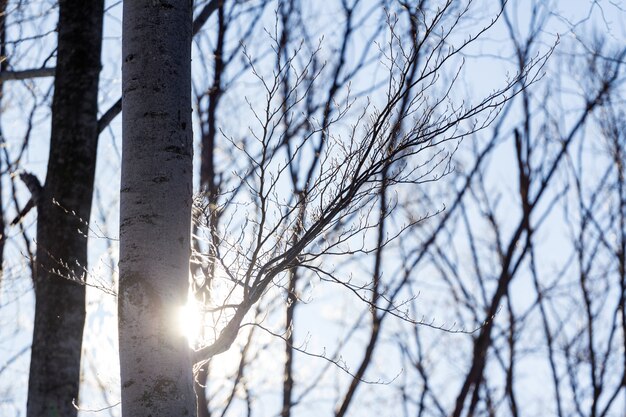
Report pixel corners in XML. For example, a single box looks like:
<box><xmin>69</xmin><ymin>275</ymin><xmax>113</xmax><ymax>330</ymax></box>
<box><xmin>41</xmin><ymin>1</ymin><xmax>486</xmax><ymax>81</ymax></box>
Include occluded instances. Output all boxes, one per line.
<box><xmin>177</xmin><ymin>299</ymin><xmax>203</xmax><ymax>347</ymax></box>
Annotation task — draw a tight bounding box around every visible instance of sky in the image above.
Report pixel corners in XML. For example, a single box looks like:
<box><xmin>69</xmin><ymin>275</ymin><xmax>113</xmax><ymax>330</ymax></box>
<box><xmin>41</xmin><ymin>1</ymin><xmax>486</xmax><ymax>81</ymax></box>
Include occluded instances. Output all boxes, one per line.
<box><xmin>1</xmin><ymin>1</ymin><xmax>626</xmax><ymax>416</ymax></box>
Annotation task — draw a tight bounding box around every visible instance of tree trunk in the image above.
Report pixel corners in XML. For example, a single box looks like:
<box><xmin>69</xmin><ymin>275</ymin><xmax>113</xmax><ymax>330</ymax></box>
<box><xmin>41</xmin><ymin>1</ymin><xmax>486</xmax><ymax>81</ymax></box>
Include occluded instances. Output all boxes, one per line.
<box><xmin>118</xmin><ymin>1</ymin><xmax>195</xmax><ymax>416</ymax></box>
<box><xmin>26</xmin><ymin>1</ymin><xmax>103</xmax><ymax>417</ymax></box>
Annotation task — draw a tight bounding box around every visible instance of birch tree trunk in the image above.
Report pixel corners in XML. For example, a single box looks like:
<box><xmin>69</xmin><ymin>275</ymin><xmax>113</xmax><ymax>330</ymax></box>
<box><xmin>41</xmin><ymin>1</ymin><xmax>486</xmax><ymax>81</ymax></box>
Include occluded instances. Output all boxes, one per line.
<box><xmin>118</xmin><ymin>1</ymin><xmax>195</xmax><ymax>416</ymax></box>
<box><xmin>26</xmin><ymin>2</ymin><xmax>103</xmax><ymax>416</ymax></box>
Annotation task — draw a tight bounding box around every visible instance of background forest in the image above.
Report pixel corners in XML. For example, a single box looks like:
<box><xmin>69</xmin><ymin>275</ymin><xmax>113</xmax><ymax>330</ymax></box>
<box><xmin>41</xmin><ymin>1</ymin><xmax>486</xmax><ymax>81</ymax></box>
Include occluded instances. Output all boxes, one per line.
<box><xmin>0</xmin><ymin>0</ymin><xmax>625</xmax><ymax>416</ymax></box>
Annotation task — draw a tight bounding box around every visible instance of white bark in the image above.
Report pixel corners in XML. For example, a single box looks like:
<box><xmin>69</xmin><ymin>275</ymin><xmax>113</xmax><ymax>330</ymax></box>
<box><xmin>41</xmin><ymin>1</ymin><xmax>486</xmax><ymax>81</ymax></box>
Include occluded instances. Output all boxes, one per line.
<box><xmin>118</xmin><ymin>1</ymin><xmax>195</xmax><ymax>416</ymax></box>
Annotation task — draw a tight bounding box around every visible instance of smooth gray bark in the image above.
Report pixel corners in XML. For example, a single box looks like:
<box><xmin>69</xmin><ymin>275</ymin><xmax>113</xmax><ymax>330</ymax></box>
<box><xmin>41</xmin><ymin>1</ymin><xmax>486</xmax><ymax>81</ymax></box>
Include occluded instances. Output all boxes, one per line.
<box><xmin>118</xmin><ymin>1</ymin><xmax>195</xmax><ymax>416</ymax></box>
<box><xmin>26</xmin><ymin>2</ymin><xmax>103</xmax><ymax>416</ymax></box>
<box><xmin>97</xmin><ymin>0</ymin><xmax>220</xmax><ymax>135</ymax></box>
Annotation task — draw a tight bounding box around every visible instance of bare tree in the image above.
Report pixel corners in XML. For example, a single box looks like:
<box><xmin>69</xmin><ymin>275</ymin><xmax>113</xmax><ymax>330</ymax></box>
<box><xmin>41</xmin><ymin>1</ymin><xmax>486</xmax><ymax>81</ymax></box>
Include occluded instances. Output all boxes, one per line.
<box><xmin>24</xmin><ymin>2</ymin><xmax>103</xmax><ymax>416</ymax></box>
<box><xmin>118</xmin><ymin>1</ymin><xmax>195</xmax><ymax>416</ymax></box>
<box><xmin>557</xmin><ymin>39</ymin><xmax>626</xmax><ymax>417</ymax></box>
<box><xmin>3</xmin><ymin>1</ymin><xmax>625</xmax><ymax>416</ymax></box>
<box><xmin>388</xmin><ymin>3</ymin><xmax>626</xmax><ymax>417</ymax></box>
<box><xmin>189</xmin><ymin>3</ymin><xmax>272</xmax><ymax>414</ymax></box>
<box><xmin>189</xmin><ymin>2</ymin><xmax>546</xmax><ymax>410</ymax></box>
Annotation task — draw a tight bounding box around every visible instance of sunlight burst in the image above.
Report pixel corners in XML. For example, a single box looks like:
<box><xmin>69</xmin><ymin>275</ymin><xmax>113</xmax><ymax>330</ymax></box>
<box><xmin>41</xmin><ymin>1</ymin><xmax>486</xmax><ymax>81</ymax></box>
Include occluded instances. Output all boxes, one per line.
<box><xmin>177</xmin><ymin>298</ymin><xmax>203</xmax><ymax>347</ymax></box>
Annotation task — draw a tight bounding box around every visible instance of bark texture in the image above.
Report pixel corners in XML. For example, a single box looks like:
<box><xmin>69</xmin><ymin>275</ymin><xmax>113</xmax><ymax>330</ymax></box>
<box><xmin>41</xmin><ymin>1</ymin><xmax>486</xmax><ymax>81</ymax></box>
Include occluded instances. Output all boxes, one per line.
<box><xmin>118</xmin><ymin>1</ymin><xmax>195</xmax><ymax>416</ymax></box>
<box><xmin>26</xmin><ymin>2</ymin><xmax>103</xmax><ymax>417</ymax></box>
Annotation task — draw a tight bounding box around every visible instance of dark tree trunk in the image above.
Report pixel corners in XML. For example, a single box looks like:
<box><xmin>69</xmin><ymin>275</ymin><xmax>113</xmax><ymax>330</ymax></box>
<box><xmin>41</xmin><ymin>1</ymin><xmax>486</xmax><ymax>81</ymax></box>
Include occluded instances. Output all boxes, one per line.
<box><xmin>26</xmin><ymin>2</ymin><xmax>103</xmax><ymax>417</ymax></box>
